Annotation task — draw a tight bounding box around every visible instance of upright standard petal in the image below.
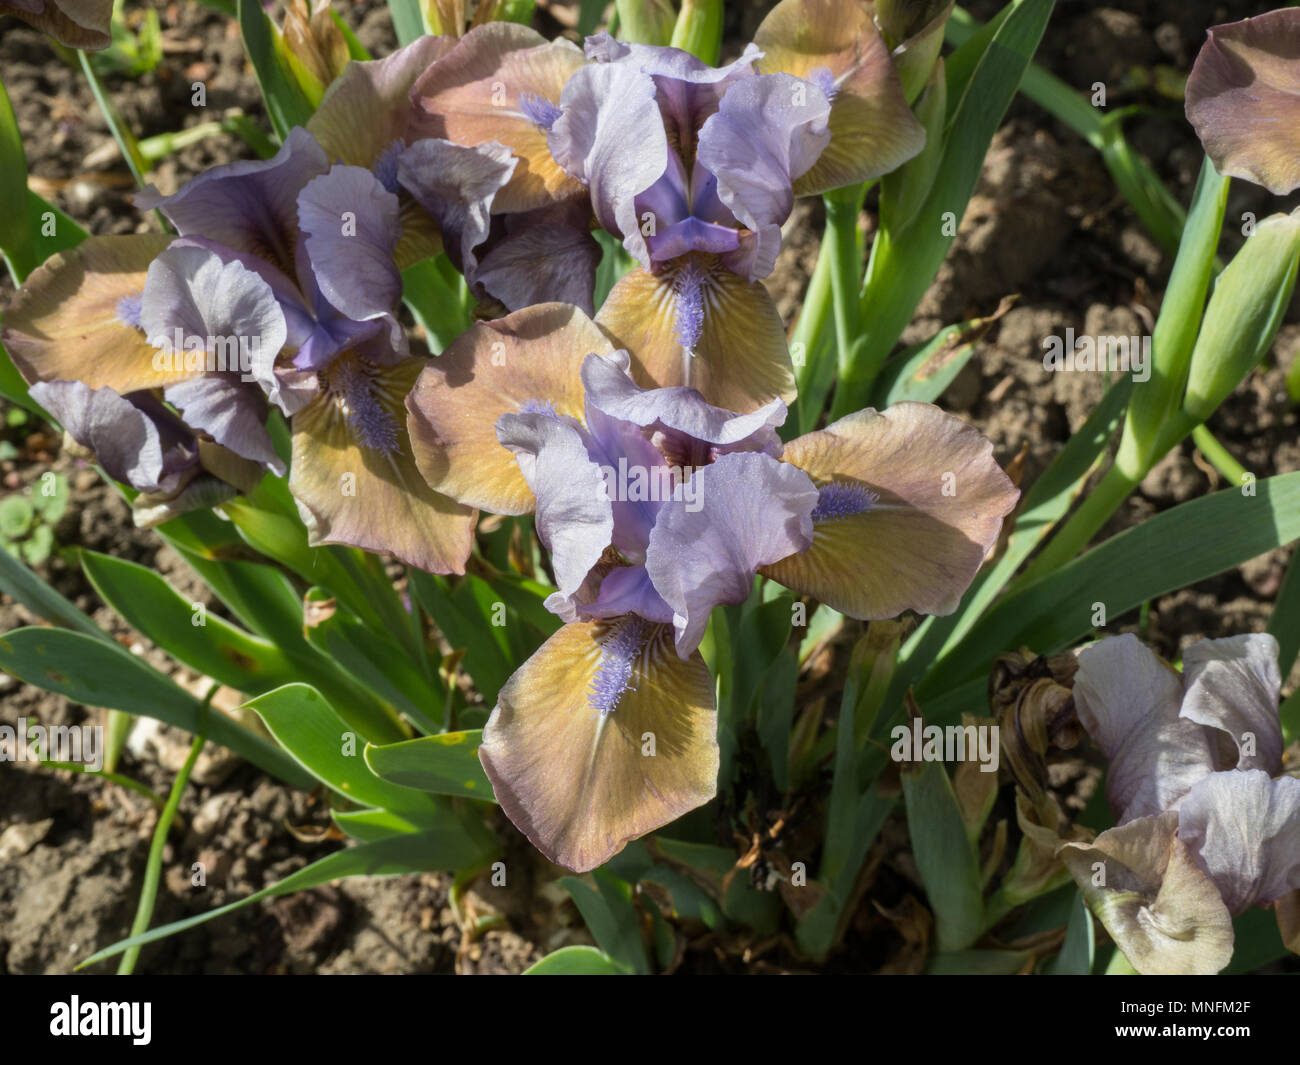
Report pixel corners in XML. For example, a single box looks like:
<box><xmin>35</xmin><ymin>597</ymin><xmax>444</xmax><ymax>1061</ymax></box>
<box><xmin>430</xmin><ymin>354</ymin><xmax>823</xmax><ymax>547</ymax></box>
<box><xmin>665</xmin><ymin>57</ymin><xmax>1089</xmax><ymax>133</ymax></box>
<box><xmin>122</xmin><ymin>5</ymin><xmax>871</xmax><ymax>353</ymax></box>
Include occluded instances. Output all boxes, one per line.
<box><xmin>291</xmin><ymin>352</ymin><xmax>476</xmax><ymax>574</ymax></box>
<box><xmin>307</xmin><ymin>34</ymin><xmax>456</xmax><ymax>168</ymax></box>
<box><xmin>759</xmin><ymin>403</ymin><xmax>1018</xmax><ymax>620</ymax></box>
<box><xmin>1186</xmin><ymin>10</ymin><xmax>1300</xmax><ymax>195</ymax></box>
<box><xmin>646</xmin><ymin>451</ymin><xmax>818</xmax><ymax>657</ymax></box>
<box><xmin>135</xmin><ymin>127</ymin><xmax>330</xmax><ymax>276</ymax></box>
<box><xmin>696</xmin><ymin>73</ymin><xmax>831</xmax><ymax>280</ymax></box>
<box><xmin>1058</xmin><ymin>812</ymin><xmax>1235</xmax><ymax>976</ymax></box>
<box><xmin>1178</xmin><ymin>770</ymin><xmax>1300</xmax><ymax>914</ymax></box>
<box><xmin>548</xmin><ymin>62</ymin><xmax>668</xmax><ymax>268</ymax></box>
<box><xmin>1072</xmin><ymin>634</ymin><xmax>1217</xmax><ymax>824</ymax></box>
<box><xmin>478</xmin><ymin>618</ymin><xmax>718</xmax><ymax>872</ymax></box>
<box><xmin>406</xmin><ymin>303</ymin><xmax>614</xmax><ymax>514</ymax></box>
<box><xmin>1179</xmin><ymin>633</ymin><xmax>1284</xmax><ymax>775</ymax></box>
<box><xmin>298</xmin><ymin>165</ymin><xmax>403</xmax><ymax>334</ymax></box>
<box><xmin>2</xmin><ymin>233</ymin><xmax>174</xmax><ymax>394</ymax></box>
<box><xmin>594</xmin><ymin>257</ymin><xmax>796</xmax><ymax>412</ymax></box>
<box><xmin>409</xmin><ymin>22</ymin><xmax>588</xmax><ymax>213</ymax></box>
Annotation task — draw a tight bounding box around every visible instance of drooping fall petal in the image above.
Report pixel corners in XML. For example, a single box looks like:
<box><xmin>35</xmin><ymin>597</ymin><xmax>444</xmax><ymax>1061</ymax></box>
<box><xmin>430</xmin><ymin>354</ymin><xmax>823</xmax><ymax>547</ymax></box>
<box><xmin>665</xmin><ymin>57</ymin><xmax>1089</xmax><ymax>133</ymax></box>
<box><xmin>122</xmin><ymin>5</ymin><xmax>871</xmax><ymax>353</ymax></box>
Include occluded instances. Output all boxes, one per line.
<box><xmin>752</xmin><ymin>0</ymin><xmax>926</xmax><ymax>196</ymax></box>
<box><xmin>478</xmin><ymin>618</ymin><xmax>718</xmax><ymax>872</ymax></box>
<box><xmin>1186</xmin><ymin>9</ymin><xmax>1300</xmax><ymax>196</ymax></box>
<box><xmin>409</xmin><ymin>21</ymin><xmax>588</xmax><ymax>213</ymax></box>
<box><xmin>1058</xmin><ymin>812</ymin><xmax>1235</xmax><ymax>976</ymax></box>
<box><xmin>290</xmin><ymin>352</ymin><xmax>476</xmax><ymax>574</ymax></box>
<box><xmin>2</xmin><ymin>233</ymin><xmax>174</xmax><ymax>394</ymax></box>
<box><xmin>405</xmin><ymin>302</ymin><xmax>613</xmax><ymax>514</ymax></box>
<box><xmin>163</xmin><ymin>375</ymin><xmax>282</xmax><ymax>474</ymax></box>
<box><xmin>759</xmin><ymin>403</ymin><xmax>1018</xmax><ymax>620</ymax></box>
<box><xmin>646</xmin><ymin>451</ymin><xmax>818</xmax><ymax>656</ymax></box>
<box><xmin>1072</xmin><ymin>634</ymin><xmax>1218</xmax><ymax>824</ymax></box>
<box><xmin>594</xmin><ymin>257</ymin><xmax>796</xmax><ymax>412</ymax></box>
<box><xmin>1179</xmin><ymin>633</ymin><xmax>1284</xmax><ymax>775</ymax></box>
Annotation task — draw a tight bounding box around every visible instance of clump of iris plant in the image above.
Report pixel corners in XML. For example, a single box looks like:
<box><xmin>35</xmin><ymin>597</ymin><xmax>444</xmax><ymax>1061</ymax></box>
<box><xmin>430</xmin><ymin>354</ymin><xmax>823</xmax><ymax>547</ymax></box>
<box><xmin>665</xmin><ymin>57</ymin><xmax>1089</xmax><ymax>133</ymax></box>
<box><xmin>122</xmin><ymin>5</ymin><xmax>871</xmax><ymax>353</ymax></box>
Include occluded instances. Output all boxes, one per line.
<box><xmin>1059</xmin><ymin>633</ymin><xmax>1299</xmax><ymax>975</ymax></box>
<box><xmin>405</xmin><ymin>302</ymin><xmax>1019</xmax><ymax>870</ymax></box>
<box><xmin>409</xmin><ymin>0</ymin><xmax>925</xmax><ymax>411</ymax></box>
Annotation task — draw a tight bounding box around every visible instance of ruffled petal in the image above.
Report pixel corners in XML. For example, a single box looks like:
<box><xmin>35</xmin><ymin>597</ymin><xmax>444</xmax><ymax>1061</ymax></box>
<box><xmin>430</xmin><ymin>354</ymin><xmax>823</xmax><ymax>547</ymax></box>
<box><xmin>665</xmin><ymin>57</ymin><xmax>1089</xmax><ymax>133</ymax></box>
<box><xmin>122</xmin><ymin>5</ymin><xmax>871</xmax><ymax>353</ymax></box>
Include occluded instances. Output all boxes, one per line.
<box><xmin>2</xmin><ymin>233</ymin><xmax>174</xmax><ymax>394</ymax></box>
<box><xmin>1177</xmin><ymin>769</ymin><xmax>1300</xmax><ymax>914</ymax></box>
<box><xmin>478</xmin><ymin>618</ymin><xmax>718</xmax><ymax>872</ymax></box>
<box><xmin>696</xmin><ymin>72</ymin><xmax>831</xmax><ymax>279</ymax></box>
<box><xmin>290</xmin><ymin>353</ymin><xmax>476</xmax><ymax>574</ymax></box>
<box><xmin>646</xmin><ymin>451</ymin><xmax>818</xmax><ymax>656</ymax></box>
<box><xmin>1058</xmin><ymin>812</ymin><xmax>1235</xmax><ymax>976</ymax></box>
<box><xmin>752</xmin><ymin>0</ymin><xmax>926</xmax><ymax>195</ymax></box>
<box><xmin>163</xmin><ymin>375</ymin><xmax>283</xmax><ymax>475</ymax></box>
<box><xmin>594</xmin><ymin>258</ymin><xmax>796</xmax><ymax>412</ymax></box>
<box><xmin>759</xmin><ymin>403</ymin><xmax>1018</xmax><ymax>620</ymax></box>
<box><xmin>405</xmin><ymin>302</ymin><xmax>613</xmax><ymax>514</ymax></box>
<box><xmin>1180</xmin><ymin>633</ymin><xmax>1284</xmax><ymax>775</ymax></box>
<box><xmin>306</xmin><ymin>34</ymin><xmax>456</xmax><ymax>168</ymax></box>
<box><xmin>409</xmin><ymin>21</ymin><xmax>588</xmax><ymax>213</ymax></box>
<box><xmin>1072</xmin><ymin>634</ymin><xmax>1217</xmax><ymax>824</ymax></box>
<box><xmin>1186</xmin><ymin>9</ymin><xmax>1300</xmax><ymax>195</ymax></box>
<box><xmin>472</xmin><ymin>205</ymin><xmax>600</xmax><ymax>315</ymax></box>
<box><xmin>135</xmin><ymin>127</ymin><xmax>329</xmax><ymax>277</ymax></box>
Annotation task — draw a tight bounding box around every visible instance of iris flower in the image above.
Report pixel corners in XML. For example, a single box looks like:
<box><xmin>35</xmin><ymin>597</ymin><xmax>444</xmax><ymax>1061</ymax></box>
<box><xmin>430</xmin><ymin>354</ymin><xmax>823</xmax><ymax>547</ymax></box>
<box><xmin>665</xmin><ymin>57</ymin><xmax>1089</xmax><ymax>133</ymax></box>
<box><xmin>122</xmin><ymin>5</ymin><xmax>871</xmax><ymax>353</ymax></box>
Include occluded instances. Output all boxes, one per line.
<box><xmin>1186</xmin><ymin>7</ymin><xmax>1300</xmax><ymax>195</ymax></box>
<box><xmin>3</xmin><ymin>39</ymin><xmax>547</xmax><ymax>571</ymax></box>
<box><xmin>410</xmin><ymin>0</ymin><xmax>925</xmax><ymax>411</ymax></box>
<box><xmin>405</xmin><ymin>302</ymin><xmax>1018</xmax><ymax>870</ymax></box>
<box><xmin>1059</xmin><ymin>633</ymin><xmax>1299</xmax><ymax>975</ymax></box>
<box><xmin>1</xmin><ymin>0</ymin><xmax>110</xmax><ymax>49</ymax></box>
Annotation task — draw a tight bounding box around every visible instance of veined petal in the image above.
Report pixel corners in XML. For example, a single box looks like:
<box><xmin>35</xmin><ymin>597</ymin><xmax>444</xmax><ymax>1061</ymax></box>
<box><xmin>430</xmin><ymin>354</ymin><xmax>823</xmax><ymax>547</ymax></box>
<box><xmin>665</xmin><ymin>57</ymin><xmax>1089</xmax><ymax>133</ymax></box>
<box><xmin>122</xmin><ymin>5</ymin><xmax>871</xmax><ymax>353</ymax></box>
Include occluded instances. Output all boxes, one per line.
<box><xmin>696</xmin><ymin>72</ymin><xmax>831</xmax><ymax>280</ymax></box>
<box><xmin>759</xmin><ymin>403</ymin><xmax>1018</xmax><ymax>620</ymax></box>
<box><xmin>298</xmin><ymin>164</ymin><xmax>403</xmax><ymax>334</ymax></box>
<box><xmin>409</xmin><ymin>21</ymin><xmax>588</xmax><ymax>213</ymax></box>
<box><xmin>752</xmin><ymin>0</ymin><xmax>926</xmax><ymax>195</ymax></box>
<box><xmin>496</xmin><ymin>409</ymin><xmax>613</xmax><ymax>616</ymax></box>
<box><xmin>594</xmin><ymin>258</ymin><xmax>796</xmax><ymax>412</ymax></box>
<box><xmin>1180</xmin><ymin>634</ymin><xmax>1284</xmax><ymax>775</ymax></box>
<box><xmin>135</xmin><ymin>127</ymin><xmax>330</xmax><ymax>277</ymax></box>
<box><xmin>1058</xmin><ymin>812</ymin><xmax>1235</xmax><ymax>976</ymax></box>
<box><xmin>290</xmin><ymin>353</ymin><xmax>476</xmax><ymax>574</ymax></box>
<box><xmin>307</xmin><ymin>34</ymin><xmax>455</xmax><ymax>168</ymax></box>
<box><xmin>1073</xmin><ymin>635</ymin><xmax>1217</xmax><ymax>824</ymax></box>
<box><xmin>479</xmin><ymin>618</ymin><xmax>718</xmax><ymax>872</ymax></box>
<box><xmin>163</xmin><ymin>375</ymin><xmax>283</xmax><ymax>475</ymax></box>
<box><xmin>646</xmin><ymin>451</ymin><xmax>818</xmax><ymax>657</ymax></box>
<box><xmin>1186</xmin><ymin>10</ymin><xmax>1300</xmax><ymax>195</ymax></box>
<box><xmin>405</xmin><ymin>302</ymin><xmax>613</xmax><ymax>514</ymax></box>
<box><xmin>28</xmin><ymin>380</ymin><xmax>193</xmax><ymax>495</ymax></box>
<box><xmin>1178</xmin><ymin>770</ymin><xmax>1300</xmax><ymax>914</ymax></box>
<box><xmin>473</xmin><ymin>201</ymin><xmax>600</xmax><ymax>315</ymax></box>
<box><xmin>4</xmin><ymin>0</ymin><xmax>111</xmax><ymax>49</ymax></box>
<box><xmin>2</xmin><ymin>233</ymin><xmax>173</xmax><ymax>394</ymax></box>
<box><xmin>549</xmin><ymin>62</ymin><xmax>667</xmax><ymax>268</ymax></box>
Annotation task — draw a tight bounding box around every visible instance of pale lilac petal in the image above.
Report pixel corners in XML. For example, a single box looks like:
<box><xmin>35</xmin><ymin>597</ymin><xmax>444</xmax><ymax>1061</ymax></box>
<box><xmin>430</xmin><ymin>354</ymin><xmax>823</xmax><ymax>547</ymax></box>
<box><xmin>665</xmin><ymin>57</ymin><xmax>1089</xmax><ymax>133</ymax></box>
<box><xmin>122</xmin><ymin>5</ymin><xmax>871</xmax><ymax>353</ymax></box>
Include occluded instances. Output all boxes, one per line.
<box><xmin>1178</xmin><ymin>770</ymin><xmax>1300</xmax><ymax>913</ymax></box>
<box><xmin>163</xmin><ymin>375</ymin><xmax>283</xmax><ymax>475</ymax></box>
<box><xmin>473</xmin><ymin>208</ymin><xmax>600</xmax><ymax>315</ymax></box>
<box><xmin>1180</xmin><ymin>634</ymin><xmax>1284</xmax><ymax>775</ymax></box>
<box><xmin>585</xmin><ymin>564</ymin><xmax>675</xmax><ymax>624</ymax></box>
<box><xmin>645</xmin><ymin>451</ymin><xmax>818</xmax><ymax>656</ymax></box>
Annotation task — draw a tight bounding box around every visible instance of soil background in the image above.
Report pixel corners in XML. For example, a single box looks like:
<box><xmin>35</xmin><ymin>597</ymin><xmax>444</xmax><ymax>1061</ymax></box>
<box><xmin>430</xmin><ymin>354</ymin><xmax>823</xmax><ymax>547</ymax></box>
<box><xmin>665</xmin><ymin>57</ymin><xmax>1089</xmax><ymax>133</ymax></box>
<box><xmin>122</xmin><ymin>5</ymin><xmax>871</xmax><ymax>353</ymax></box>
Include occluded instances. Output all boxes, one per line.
<box><xmin>0</xmin><ymin>0</ymin><xmax>1296</xmax><ymax>974</ymax></box>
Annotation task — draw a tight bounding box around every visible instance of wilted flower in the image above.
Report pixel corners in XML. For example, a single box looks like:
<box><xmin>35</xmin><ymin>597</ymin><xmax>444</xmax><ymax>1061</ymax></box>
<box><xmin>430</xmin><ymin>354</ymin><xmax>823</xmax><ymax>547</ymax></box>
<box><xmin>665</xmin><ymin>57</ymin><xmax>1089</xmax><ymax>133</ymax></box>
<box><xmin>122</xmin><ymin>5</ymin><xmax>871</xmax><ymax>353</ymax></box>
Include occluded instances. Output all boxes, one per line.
<box><xmin>411</xmin><ymin>1</ymin><xmax>925</xmax><ymax>411</ymax></box>
<box><xmin>1059</xmin><ymin>633</ymin><xmax>1299</xmax><ymax>975</ymax></box>
<box><xmin>1186</xmin><ymin>7</ymin><xmax>1300</xmax><ymax>195</ymax></box>
<box><xmin>2</xmin><ymin>0</ymin><xmax>111</xmax><ymax>50</ymax></box>
<box><xmin>405</xmin><ymin>301</ymin><xmax>1018</xmax><ymax>870</ymax></box>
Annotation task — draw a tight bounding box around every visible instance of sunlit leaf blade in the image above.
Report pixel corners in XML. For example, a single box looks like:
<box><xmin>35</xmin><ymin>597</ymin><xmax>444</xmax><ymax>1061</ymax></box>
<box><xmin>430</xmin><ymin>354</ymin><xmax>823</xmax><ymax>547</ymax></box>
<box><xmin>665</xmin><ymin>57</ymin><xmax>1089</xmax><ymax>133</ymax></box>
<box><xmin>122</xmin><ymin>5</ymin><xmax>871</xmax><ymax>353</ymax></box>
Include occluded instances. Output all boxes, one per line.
<box><xmin>364</xmin><ymin>731</ymin><xmax>493</xmax><ymax>800</ymax></box>
<box><xmin>237</xmin><ymin>0</ymin><xmax>316</xmax><ymax>140</ymax></box>
<box><xmin>523</xmin><ymin>945</ymin><xmax>634</xmax><ymax>974</ymax></box>
<box><xmin>1045</xmin><ymin>889</ymin><xmax>1095</xmax><ymax>974</ymax></box>
<box><xmin>0</xmin><ymin>544</ymin><xmax>106</xmax><ymax>639</ymax></box>
<box><xmin>559</xmin><ymin>870</ymin><xmax>651</xmax><ymax>974</ymax></box>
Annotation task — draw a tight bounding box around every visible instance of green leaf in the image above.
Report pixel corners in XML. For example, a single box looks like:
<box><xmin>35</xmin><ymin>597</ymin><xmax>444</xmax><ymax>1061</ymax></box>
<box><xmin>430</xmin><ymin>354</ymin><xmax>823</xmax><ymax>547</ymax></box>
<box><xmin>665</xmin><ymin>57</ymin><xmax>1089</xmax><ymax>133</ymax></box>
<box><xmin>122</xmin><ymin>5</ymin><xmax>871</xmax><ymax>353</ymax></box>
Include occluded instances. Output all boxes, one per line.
<box><xmin>0</xmin><ymin>496</ymin><xmax>33</xmax><ymax>539</ymax></box>
<box><xmin>0</xmin><ymin>628</ymin><xmax>313</xmax><ymax>789</ymax></box>
<box><xmin>237</xmin><ymin>0</ymin><xmax>316</xmax><ymax>141</ymax></box>
<box><xmin>0</xmin><ymin>76</ymin><xmax>35</xmax><ymax>282</ymax></box>
<box><xmin>559</xmin><ymin>870</ymin><xmax>651</xmax><ymax>974</ymax></box>
<box><xmin>77</xmin><ymin>828</ymin><xmax>485</xmax><ymax>968</ymax></box>
<box><xmin>402</xmin><ymin>256</ymin><xmax>472</xmax><ymax>352</ymax></box>
<box><xmin>1045</xmin><ymin>889</ymin><xmax>1095</xmax><ymax>974</ymax></box>
<box><xmin>523</xmin><ymin>945</ymin><xmax>634</xmax><ymax>975</ymax></box>
<box><xmin>364</xmin><ymin>731</ymin><xmax>494</xmax><ymax>801</ymax></box>
<box><xmin>81</xmin><ymin>550</ymin><xmax>300</xmax><ymax>693</ymax></box>
<box><xmin>388</xmin><ymin>0</ymin><xmax>427</xmax><ymax>47</ymax></box>
<box><xmin>0</xmin><ymin>541</ymin><xmax>106</xmax><ymax>638</ymax></box>
<box><xmin>30</xmin><ymin>472</ymin><xmax>69</xmax><ymax>522</ymax></box>
<box><xmin>409</xmin><ymin>570</ymin><xmax>514</xmax><ymax>705</ymax></box>
<box><xmin>875</xmin><ymin>316</ymin><xmax>985</xmax><ymax>406</ymax></box>
<box><xmin>928</xmin><ymin>949</ymin><xmax>1031</xmax><ymax>974</ymax></box>
<box><xmin>928</xmin><ymin>472</ymin><xmax>1300</xmax><ymax>693</ymax></box>
<box><xmin>20</xmin><ymin>523</ymin><xmax>52</xmax><ymax>566</ymax></box>
<box><xmin>1268</xmin><ymin>547</ymin><xmax>1300</xmax><ymax>683</ymax></box>
<box><xmin>246</xmin><ymin>684</ymin><xmax>432</xmax><ymax>810</ymax></box>
<box><xmin>331</xmin><ymin>807</ymin><xmax>431</xmax><ymax>842</ymax></box>
<box><xmin>1225</xmin><ymin>903</ymin><xmax>1289</xmax><ymax>973</ymax></box>
<box><xmin>901</xmin><ymin>758</ymin><xmax>985</xmax><ymax>952</ymax></box>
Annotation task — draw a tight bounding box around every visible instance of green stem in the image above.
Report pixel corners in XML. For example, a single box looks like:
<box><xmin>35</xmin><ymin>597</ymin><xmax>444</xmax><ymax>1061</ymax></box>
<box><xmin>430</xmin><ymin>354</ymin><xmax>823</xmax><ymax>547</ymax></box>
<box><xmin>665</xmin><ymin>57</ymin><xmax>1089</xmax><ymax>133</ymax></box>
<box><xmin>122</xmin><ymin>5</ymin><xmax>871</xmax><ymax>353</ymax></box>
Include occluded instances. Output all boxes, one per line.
<box><xmin>789</xmin><ymin>240</ymin><xmax>834</xmax><ymax>435</ymax></box>
<box><xmin>1017</xmin><ymin>463</ymin><xmax>1138</xmax><ymax>585</ymax></box>
<box><xmin>824</xmin><ymin>185</ymin><xmax>867</xmax><ymax>401</ymax></box>
<box><xmin>669</xmin><ymin>0</ymin><xmax>722</xmax><ymax>64</ymax></box>
<box><xmin>78</xmin><ymin>50</ymin><xmax>148</xmax><ymax>188</ymax></box>
<box><xmin>117</xmin><ymin>689</ymin><xmax>211</xmax><ymax>975</ymax></box>
<box><xmin>1191</xmin><ymin>425</ymin><xmax>1248</xmax><ymax>486</ymax></box>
